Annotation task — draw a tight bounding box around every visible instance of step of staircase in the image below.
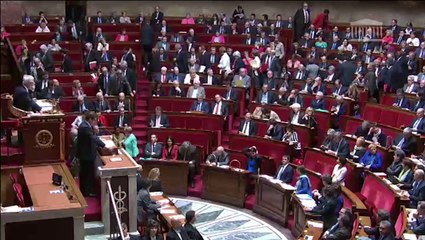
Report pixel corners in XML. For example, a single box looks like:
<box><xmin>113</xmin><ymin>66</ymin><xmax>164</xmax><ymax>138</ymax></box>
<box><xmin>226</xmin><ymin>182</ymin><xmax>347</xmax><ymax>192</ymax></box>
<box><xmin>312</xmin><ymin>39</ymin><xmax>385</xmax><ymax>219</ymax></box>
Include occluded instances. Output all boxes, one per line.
<box><xmin>133</xmin><ymin>115</ymin><xmax>147</xmax><ymax>121</ymax></box>
<box><xmin>84</xmin><ymin>221</ymin><xmax>105</xmax><ymax>236</ymax></box>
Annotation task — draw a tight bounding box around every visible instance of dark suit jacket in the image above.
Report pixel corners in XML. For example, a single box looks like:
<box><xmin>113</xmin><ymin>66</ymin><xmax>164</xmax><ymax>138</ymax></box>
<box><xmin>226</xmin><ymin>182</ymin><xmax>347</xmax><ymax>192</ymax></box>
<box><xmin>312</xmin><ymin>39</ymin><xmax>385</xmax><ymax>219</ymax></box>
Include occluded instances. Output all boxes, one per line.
<box><xmin>175</xmin><ymin>50</ymin><xmax>189</xmax><ymax>73</ymax></box>
<box><xmin>150</xmin><ymin>11</ymin><xmax>164</xmax><ymax>25</ymax></box>
<box><xmin>166</xmin><ymin>229</ymin><xmax>191</xmax><ymax>240</ymax></box>
<box><xmin>202</xmin><ymin>75</ymin><xmax>220</xmax><ymax>85</ymax></box>
<box><xmin>311</xmin><ymin>197</ymin><xmax>338</xmax><ymax>229</ymax></box>
<box><xmin>205</xmin><ymin>53</ymin><xmax>220</xmax><ymax>69</ymax></box>
<box><xmin>366</xmin><ymin>132</ymin><xmax>388</xmax><ymax>147</ymax></box>
<box><xmin>411</xmin><ymin>117</ymin><xmax>425</xmax><ymax>134</ymax></box>
<box><xmin>40</xmin><ymin>87</ymin><xmax>65</xmax><ymax>100</ymax></box>
<box><xmin>256</xmin><ymin>91</ymin><xmax>276</xmax><ymax>104</ymax></box>
<box><xmin>210</xmin><ymin>102</ymin><xmax>229</xmax><ymax>116</ymax></box>
<box><xmin>311</xmin><ymin>99</ymin><xmax>325</xmax><ymax>110</ymax></box>
<box><xmin>114</xmin><ymin>114</ymin><xmax>130</xmax><ymax>127</ymax></box>
<box><xmin>72</xmin><ymin>100</ymin><xmax>94</xmax><ymax>112</ymax></box>
<box><xmin>144</xmin><ymin>142</ymin><xmax>163</xmax><ymax>159</ymax></box>
<box><xmin>411</xmin><ymin>100</ymin><xmax>425</xmax><ymax>112</ymax></box>
<box><xmin>238</xmin><ymin>120</ymin><xmax>258</xmax><ymax>136</ymax></box>
<box><xmin>124</xmin><ymin>68</ymin><xmax>137</xmax><ymax>92</ymax></box>
<box><xmin>13</xmin><ymin>86</ymin><xmax>42</xmax><ymax>112</ymax></box>
<box><xmin>190</xmin><ymin>101</ymin><xmax>210</xmax><ymax>113</ymax></box>
<box><xmin>141</xmin><ymin>235</ymin><xmax>162</xmax><ymax>240</ymax></box>
<box><xmin>275</xmin><ymin>164</ymin><xmax>294</xmax><ymax>184</ymax></box>
<box><xmin>98</xmin><ymin>73</ymin><xmax>117</xmax><ymax>95</ymax></box>
<box><xmin>394</xmin><ymin>97</ymin><xmax>411</xmax><ymax>109</ymax></box>
<box><xmin>40</xmin><ymin>50</ymin><xmax>54</xmax><ymax>72</ymax></box>
<box><xmin>332</xmin><ymin>86</ymin><xmax>348</xmax><ymax>96</ymax></box>
<box><xmin>409</xmin><ymin>180</ymin><xmax>425</xmax><ymax>207</ymax></box>
<box><xmin>324</xmin><ymin>227</ymin><xmax>352</xmax><ymax>240</ymax></box>
<box><xmin>337</xmin><ymin>61</ymin><xmax>357</xmax><ymax>87</ymax></box>
<box><xmin>329</xmin><ymin>139</ymin><xmax>350</xmax><ymax>158</ymax></box>
<box><xmin>76</xmin><ymin>120</ymin><xmax>105</xmax><ymax>161</ymax></box>
<box><xmin>114</xmin><ymin>99</ymin><xmax>130</xmax><ymax>111</ymax></box>
<box><xmin>93</xmin><ymin>100</ymin><xmax>110</xmax><ymax>112</ymax></box>
<box><xmin>169</xmin><ymin>86</ymin><xmax>185</xmax><ymax>97</ymax></box>
<box><xmin>85</xmin><ymin>49</ymin><xmax>99</xmax><ymax>72</ymax></box>
<box><xmin>169</xmin><ymin>73</ymin><xmax>185</xmax><ymax>84</ymax></box>
<box><xmin>266</xmin><ymin>124</ymin><xmax>284</xmax><ymax>141</ymax></box>
<box><xmin>61</xmin><ymin>54</ymin><xmax>73</xmax><ymax>73</ymax></box>
<box><xmin>184</xmin><ymin>223</ymin><xmax>204</xmax><ymax>240</ymax></box>
<box><xmin>149</xmin><ymin>114</ymin><xmax>170</xmax><ymax>128</ymax></box>
<box><xmin>393</xmin><ymin>135</ymin><xmax>417</xmax><ymax>156</ymax></box>
<box><xmin>224</xmin><ymin>88</ymin><xmax>239</xmax><ymax>101</ymax></box>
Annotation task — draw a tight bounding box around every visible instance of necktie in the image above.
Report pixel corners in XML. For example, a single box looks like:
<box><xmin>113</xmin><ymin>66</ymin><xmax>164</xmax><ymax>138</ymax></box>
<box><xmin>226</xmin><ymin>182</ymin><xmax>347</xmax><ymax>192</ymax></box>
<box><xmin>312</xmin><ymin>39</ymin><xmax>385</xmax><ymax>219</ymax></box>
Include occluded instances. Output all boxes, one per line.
<box><xmin>119</xmin><ymin>116</ymin><xmax>123</xmax><ymax>127</ymax></box>
<box><xmin>296</xmin><ymin>72</ymin><xmax>301</xmax><ymax>79</ymax></box>
<box><xmin>98</xmin><ymin>17</ymin><xmax>101</xmax><ymax>24</ymax></box>
<box><xmin>210</xmin><ymin>55</ymin><xmax>214</xmax><ymax>63</ymax></box>
<box><xmin>398</xmin><ymin>99</ymin><xmax>402</xmax><ymax>107</ymax></box>
<box><xmin>397</xmin><ymin>138</ymin><xmax>405</xmax><ymax>148</ymax></box>
<box><xmin>80</xmin><ymin>105</ymin><xmax>83</xmax><ymax>112</ymax></box>
<box><xmin>162</xmin><ymin>75</ymin><xmax>165</xmax><ymax>83</ymax></box>
<box><xmin>227</xmin><ymin>90</ymin><xmax>231</xmax><ymax>99</ymax></box>
<box><xmin>363</xmin><ymin>44</ymin><xmax>367</xmax><ymax>52</ymax></box>
<box><xmin>332</xmin><ymin>43</ymin><xmax>336</xmax><ymax>49</ymax></box>
<box><xmin>413</xmin><ymin>118</ymin><xmax>422</xmax><ymax>129</ymax></box>
<box><xmin>151</xmin><ymin>143</ymin><xmax>154</xmax><ymax>153</ymax></box>
<box><xmin>304</xmin><ymin>10</ymin><xmax>308</xmax><ymax>24</ymax></box>
<box><xmin>277</xmin><ymin>21</ymin><xmax>280</xmax><ymax>28</ymax></box>
<box><xmin>100</xmin><ymin>101</ymin><xmax>103</xmax><ymax>110</ymax></box>
<box><xmin>197</xmin><ymin>103</ymin><xmax>201</xmax><ymax>111</ymax></box>
<box><xmin>277</xmin><ymin>166</ymin><xmax>285</xmax><ymax>179</ymax></box>
<box><xmin>242</xmin><ymin>122</ymin><xmax>249</xmax><ymax>135</ymax></box>
<box><xmin>214</xmin><ymin>102</ymin><xmax>220</xmax><ymax>114</ymax></box>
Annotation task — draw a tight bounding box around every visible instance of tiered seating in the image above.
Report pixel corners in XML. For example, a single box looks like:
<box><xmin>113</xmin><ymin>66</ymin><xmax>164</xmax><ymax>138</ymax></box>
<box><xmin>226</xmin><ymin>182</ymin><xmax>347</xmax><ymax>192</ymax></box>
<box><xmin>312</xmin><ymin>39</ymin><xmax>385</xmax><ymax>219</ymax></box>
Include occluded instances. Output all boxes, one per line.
<box><xmin>362</xmin><ymin>102</ymin><xmax>416</xmax><ymax>129</ymax></box>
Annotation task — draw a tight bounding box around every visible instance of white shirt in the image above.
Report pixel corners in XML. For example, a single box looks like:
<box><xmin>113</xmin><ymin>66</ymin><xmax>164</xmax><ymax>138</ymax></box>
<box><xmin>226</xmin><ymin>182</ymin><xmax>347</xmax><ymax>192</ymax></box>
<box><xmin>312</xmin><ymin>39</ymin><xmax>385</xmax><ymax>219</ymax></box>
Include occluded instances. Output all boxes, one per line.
<box><xmin>155</xmin><ymin>116</ymin><xmax>161</xmax><ymax>128</ymax></box>
<box><xmin>332</xmin><ymin>165</ymin><xmax>347</xmax><ymax>185</ymax></box>
<box><xmin>218</xmin><ymin>53</ymin><xmax>231</xmax><ymax>74</ymax></box>
<box><xmin>213</xmin><ymin>101</ymin><xmax>222</xmax><ymax>115</ymax></box>
<box><xmin>71</xmin><ymin>116</ymin><xmax>83</xmax><ymax>128</ymax></box>
<box><xmin>97</xmin><ymin>42</ymin><xmax>109</xmax><ymax>51</ymax></box>
<box><xmin>184</xmin><ymin>74</ymin><xmax>200</xmax><ymax>84</ymax></box>
<box><xmin>405</xmin><ymin>84</ymin><xmax>415</xmax><ymax>94</ymax></box>
<box><xmin>191</xmin><ymin>88</ymin><xmax>199</xmax><ymax>98</ymax></box>
<box><xmin>35</xmin><ymin>26</ymin><xmax>50</xmax><ymax>33</ymax></box>
<box><xmin>406</xmin><ymin>37</ymin><xmax>420</xmax><ymax>47</ymax></box>
<box><xmin>291</xmin><ymin>112</ymin><xmax>300</xmax><ymax>124</ymax></box>
<box><xmin>242</xmin><ymin>121</ymin><xmax>250</xmax><ymax>136</ymax></box>
<box><xmin>206</xmin><ymin>75</ymin><xmax>213</xmax><ymax>85</ymax></box>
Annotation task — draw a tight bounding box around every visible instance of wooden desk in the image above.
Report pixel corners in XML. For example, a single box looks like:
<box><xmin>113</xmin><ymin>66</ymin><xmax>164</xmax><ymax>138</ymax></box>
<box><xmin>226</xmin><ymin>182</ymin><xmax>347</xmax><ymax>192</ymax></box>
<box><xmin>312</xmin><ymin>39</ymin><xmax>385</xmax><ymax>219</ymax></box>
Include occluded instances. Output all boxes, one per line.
<box><xmin>98</xmin><ymin>137</ymin><xmax>139</xmax><ymax>234</ymax></box>
<box><xmin>292</xmin><ymin>194</ymin><xmax>322</xmax><ymax>240</ymax></box>
<box><xmin>1</xmin><ymin>164</ymin><xmax>86</xmax><ymax>240</ymax></box>
<box><xmin>150</xmin><ymin>193</ymin><xmax>185</xmax><ymax>228</ymax></box>
<box><xmin>202</xmin><ymin>164</ymin><xmax>250</xmax><ymax>208</ymax></box>
<box><xmin>254</xmin><ymin>175</ymin><xmax>295</xmax><ymax>226</ymax></box>
<box><xmin>141</xmin><ymin>160</ymin><xmax>189</xmax><ymax>196</ymax></box>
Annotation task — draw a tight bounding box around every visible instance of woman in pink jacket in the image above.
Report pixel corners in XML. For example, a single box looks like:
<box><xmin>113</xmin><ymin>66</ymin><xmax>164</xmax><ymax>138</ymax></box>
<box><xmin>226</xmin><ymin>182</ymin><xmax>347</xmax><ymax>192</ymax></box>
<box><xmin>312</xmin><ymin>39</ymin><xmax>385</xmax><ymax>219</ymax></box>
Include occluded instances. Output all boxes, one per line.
<box><xmin>181</xmin><ymin>13</ymin><xmax>195</xmax><ymax>25</ymax></box>
<box><xmin>210</xmin><ymin>31</ymin><xmax>225</xmax><ymax>44</ymax></box>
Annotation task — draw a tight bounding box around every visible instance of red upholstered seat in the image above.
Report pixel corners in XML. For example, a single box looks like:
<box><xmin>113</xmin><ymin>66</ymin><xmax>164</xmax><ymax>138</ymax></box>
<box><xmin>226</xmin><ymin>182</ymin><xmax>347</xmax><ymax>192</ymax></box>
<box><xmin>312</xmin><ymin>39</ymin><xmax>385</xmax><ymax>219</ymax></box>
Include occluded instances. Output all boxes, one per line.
<box><xmin>108</xmin><ymin>42</ymin><xmax>141</xmax><ymax>51</ymax></box>
<box><xmin>50</xmin><ymin>73</ymin><xmax>93</xmax><ymax>84</ymax></box>
<box><xmin>396</xmin><ymin>111</ymin><xmax>416</xmax><ymax>127</ymax></box>
<box><xmin>351</xmin><ymin>217</ymin><xmax>360</xmax><ymax>240</ymax></box>
<box><xmin>62</xmin><ymin>84</ymin><xmax>98</xmax><ymax>96</ymax></box>
<box><xmin>8</xmin><ymin>33</ymin><xmax>55</xmax><ymax>42</ymax></box>
<box><xmin>394</xmin><ymin>208</ymin><xmax>406</xmax><ymax>239</ymax></box>
<box><xmin>380</xmin><ymin>94</ymin><xmax>395</xmax><ymax>106</ymax></box>
<box><xmin>379</xmin><ymin>109</ymin><xmax>398</xmax><ymax>126</ymax></box>
<box><xmin>362</xmin><ymin>104</ymin><xmax>382</xmax><ymax>123</ymax></box>
<box><xmin>9</xmin><ymin>173</ymin><xmax>18</xmax><ymax>184</ymax></box>
<box><xmin>90</xmin><ymin>23</ymin><xmax>141</xmax><ymax>33</ymax></box>
<box><xmin>12</xmin><ymin>183</ymin><xmax>25</xmax><ymax>207</ymax></box>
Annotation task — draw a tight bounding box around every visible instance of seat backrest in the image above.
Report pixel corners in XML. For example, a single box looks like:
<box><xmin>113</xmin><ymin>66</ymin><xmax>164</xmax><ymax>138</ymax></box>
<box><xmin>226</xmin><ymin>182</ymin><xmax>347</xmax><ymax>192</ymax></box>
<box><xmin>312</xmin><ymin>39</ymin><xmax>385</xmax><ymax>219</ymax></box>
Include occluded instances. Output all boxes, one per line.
<box><xmin>9</xmin><ymin>173</ymin><xmax>18</xmax><ymax>184</ymax></box>
<box><xmin>351</xmin><ymin>215</ymin><xmax>359</xmax><ymax>240</ymax></box>
<box><xmin>394</xmin><ymin>207</ymin><xmax>406</xmax><ymax>239</ymax></box>
<box><xmin>12</xmin><ymin>183</ymin><xmax>25</xmax><ymax>207</ymax></box>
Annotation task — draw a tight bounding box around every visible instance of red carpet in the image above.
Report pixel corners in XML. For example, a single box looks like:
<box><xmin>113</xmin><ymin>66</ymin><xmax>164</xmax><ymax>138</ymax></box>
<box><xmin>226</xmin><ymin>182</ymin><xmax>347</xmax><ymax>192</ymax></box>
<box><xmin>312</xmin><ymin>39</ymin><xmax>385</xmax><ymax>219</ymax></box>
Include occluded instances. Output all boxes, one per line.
<box><xmin>244</xmin><ymin>194</ymin><xmax>256</xmax><ymax>210</ymax></box>
<box><xmin>1</xmin><ymin>141</ymin><xmax>24</xmax><ymax>166</ymax></box>
<box><xmin>84</xmin><ymin>197</ymin><xmax>102</xmax><ymax>222</ymax></box>
<box><xmin>188</xmin><ymin>175</ymin><xmax>203</xmax><ymax>198</ymax></box>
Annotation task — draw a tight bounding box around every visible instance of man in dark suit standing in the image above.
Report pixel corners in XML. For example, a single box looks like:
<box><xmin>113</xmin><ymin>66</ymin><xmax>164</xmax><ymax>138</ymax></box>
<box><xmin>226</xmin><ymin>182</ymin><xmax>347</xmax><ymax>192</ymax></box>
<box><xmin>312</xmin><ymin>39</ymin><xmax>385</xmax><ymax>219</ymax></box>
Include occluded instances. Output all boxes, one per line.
<box><xmin>167</xmin><ymin>218</ymin><xmax>191</xmax><ymax>240</ymax></box>
<box><xmin>13</xmin><ymin>75</ymin><xmax>42</xmax><ymax>112</ymax></box>
<box><xmin>77</xmin><ymin>111</ymin><xmax>106</xmax><ymax>196</ymax></box>
<box><xmin>178</xmin><ymin>141</ymin><xmax>198</xmax><ymax>187</ymax></box>
<box><xmin>150</xmin><ymin>6</ymin><xmax>164</xmax><ymax>27</ymax></box>
<box><xmin>293</xmin><ymin>2</ymin><xmax>311</xmax><ymax>41</ymax></box>
<box><xmin>175</xmin><ymin>44</ymin><xmax>189</xmax><ymax>74</ymax></box>
<box><xmin>61</xmin><ymin>49</ymin><xmax>73</xmax><ymax>73</ymax></box>
<box><xmin>39</xmin><ymin>44</ymin><xmax>54</xmax><ymax>72</ymax></box>
<box><xmin>275</xmin><ymin>155</ymin><xmax>294</xmax><ymax>184</ymax></box>
<box><xmin>149</xmin><ymin>106</ymin><xmax>170</xmax><ymax>128</ymax></box>
<box><xmin>121</xmin><ymin>61</ymin><xmax>137</xmax><ymax>95</ymax></box>
<box><xmin>84</xmin><ymin>42</ymin><xmax>98</xmax><ymax>72</ymax></box>
<box><xmin>141</xmin><ymin>22</ymin><xmax>154</xmax><ymax>69</ymax></box>
<box><xmin>239</xmin><ymin>113</ymin><xmax>258</xmax><ymax>136</ymax></box>
<box><xmin>337</xmin><ymin>60</ymin><xmax>356</xmax><ymax>87</ymax></box>
<box><xmin>98</xmin><ymin>67</ymin><xmax>116</xmax><ymax>96</ymax></box>
<box><xmin>184</xmin><ymin>210</ymin><xmax>204</xmax><ymax>240</ymax></box>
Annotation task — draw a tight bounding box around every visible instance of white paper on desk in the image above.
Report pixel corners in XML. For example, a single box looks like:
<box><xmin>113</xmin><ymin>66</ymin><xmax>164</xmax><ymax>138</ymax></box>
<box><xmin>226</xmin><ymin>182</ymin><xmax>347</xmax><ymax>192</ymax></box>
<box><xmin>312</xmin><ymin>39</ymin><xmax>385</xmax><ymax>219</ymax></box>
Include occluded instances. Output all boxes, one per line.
<box><xmin>160</xmin><ymin>204</ymin><xmax>171</xmax><ymax>209</ymax></box>
<box><xmin>199</xmin><ymin>65</ymin><xmax>206</xmax><ymax>73</ymax></box>
<box><xmin>296</xmin><ymin>194</ymin><xmax>312</xmax><ymax>200</ymax></box>
<box><xmin>403</xmin><ymin>233</ymin><xmax>418</xmax><ymax>240</ymax></box>
<box><xmin>307</xmin><ymin>221</ymin><xmax>323</xmax><ymax>228</ymax></box>
<box><xmin>110</xmin><ymin>157</ymin><xmax>122</xmax><ymax>162</ymax></box>
<box><xmin>49</xmin><ymin>189</ymin><xmax>64</xmax><ymax>194</ymax></box>
<box><xmin>1</xmin><ymin>205</ymin><xmax>21</xmax><ymax>213</ymax></box>
<box><xmin>160</xmin><ymin>209</ymin><xmax>176</xmax><ymax>214</ymax></box>
<box><xmin>260</xmin><ymin>174</ymin><xmax>273</xmax><ymax>180</ymax></box>
<box><xmin>279</xmin><ymin>183</ymin><xmax>296</xmax><ymax>190</ymax></box>
<box><xmin>374</xmin><ymin>172</ymin><xmax>387</xmax><ymax>177</ymax></box>
<box><xmin>157</xmin><ymin>199</ymin><xmax>169</xmax><ymax>204</ymax></box>
<box><xmin>170</xmin><ymin>214</ymin><xmax>185</xmax><ymax>220</ymax></box>
<box><xmin>269</xmin><ymin>179</ymin><xmax>282</xmax><ymax>184</ymax></box>
<box><xmin>103</xmin><ymin>140</ymin><xmax>116</xmax><ymax>149</ymax></box>
<box><xmin>150</xmin><ymin>192</ymin><xmax>163</xmax><ymax>196</ymax></box>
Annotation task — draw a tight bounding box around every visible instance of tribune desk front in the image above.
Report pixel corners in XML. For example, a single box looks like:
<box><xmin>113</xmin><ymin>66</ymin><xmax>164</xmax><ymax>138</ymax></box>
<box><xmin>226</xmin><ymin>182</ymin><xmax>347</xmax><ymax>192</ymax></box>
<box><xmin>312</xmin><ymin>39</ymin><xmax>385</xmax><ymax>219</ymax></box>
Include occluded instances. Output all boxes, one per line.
<box><xmin>98</xmin><ymin>136</ymin><xmax>139</xmax><ymax>234</ymax></box>
<box><xmin>140</xmin><ymin>160</ymin><xmax>189</xmax><ymax>196</ymax></box>
<box><xmin>254</xmin><ymin>175</ymin><xmax>296</xmax><ymax>226</ymax></box>
<box><xmin>291</xmin><ymin>194</ymin><xmax>322</xmax><ymax>240</ymax></box>
<box><xmin>1</xmin><ymin>164</ymin><xmax>86</xmax><ymax>240</ymax></box>
<box><xmin>202</xmin><ymin>165</ymin><xmax>250</xmax><ymax>208</ymax></box>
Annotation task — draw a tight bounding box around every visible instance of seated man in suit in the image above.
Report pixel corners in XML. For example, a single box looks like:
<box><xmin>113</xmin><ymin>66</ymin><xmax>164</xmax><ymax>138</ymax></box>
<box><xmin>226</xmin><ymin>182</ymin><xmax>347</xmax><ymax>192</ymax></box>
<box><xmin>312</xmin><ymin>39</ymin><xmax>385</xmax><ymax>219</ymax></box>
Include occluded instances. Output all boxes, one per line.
<box><xmin>409</xmin><ymin>169</ymin><xmax>425</xmax><ymax>208</ymax></box>
<box><xmin>275</xmin><ymin>155</ymin><xmax>294</xmax><ymax>184</ymax></box>
<box><xmin>210</xmin><ymin>94</ymin><xmax>229</xmax><ymax>119</ymax></box>
<box><xmin>40</xmin><ymin>79</ymin><xmax>65</xmax><ymax>100</ymax></box>
<box><xmin>153</xmin><ymin>66</ymin><xmax>171</xmax><ymax>84</ymax></box>
<box><xmin>223</xmin><ymin>83</ymin><xmax>239</xmax><ymax>102</ymax></box>
<box><xmin>169</xmin><ymin>80</ymin><xmax>185</xmax><ymax>97</ymax></box>
<box><xmin>411</xmin><ymin>108</ymin><xmax>425</xmax><ymax>134</ymax></box>
<box><xmin>232</xmin><ymin>68</ymin><xmax>251</xmax><ymax>89</ymax></box>
<box><xmin>264</xmin><ymin>118</ymin><xmax>284</xmax><ymax>141</ymax></box>
<box><xmin>143</xmin><ymin>134</ymin><xmax>163</xmax><ymax>159</ymax></box>
<box><xmin>114</xmin><ymin>107</ymin><xmax>130</xmax><ymax>128</ymax></box>
<box><xmin>289</xmin><ymin>103</ymin><xmax>303</xmax><ymax>125</ymax></box>
<box><xmin>114</xmin><ymin>92</ymin><xmax>130</xmax><ymax>110</ymax></box>
<box><xmin>190</xmin><ymin>95</ymin><xmax>210</xmax><ymax>113</ymax></box>
<box><xmin>323</xmin><ymin>214</ymin><xmax>353</xmax><ymax>240</ymax></box>
<box><xmin>412</xmin><ymin>90</ymin><xmax>425</xmax><ymax>112</ymax></box>
<box><xmin>149</xmin><ymin>106</ymin><xmax>170</xmax><ymax>128</ymax></box>
<box><xmin>239</xmin><ymin>112</ymin><xmax>258</xmax><ymax>136</ymax></box>
<box><xmin>169</xmin><ymin>67</ymin><xmax>185</xmax><ymax>84</ymax></box>
<box><xmin>330</xmin><ymin>95</ymin><xmax>346</xmax><ymax>117</ymax></box>
<box><xmin>353</xmin><ymin>120</ymin><xmax>371</xmax><ymax>138</ymax></box>
<box><xmin>93</xmin><ymin>92</ymin><xmax>110</xmax><ymax>112</ymax></box>
<box><xmin>72</xmin><ymin>95</ymin><xmax>94</xmax><ymax>113</ymax></box>
<box><xmin>311</xmin><ymin>77</ymin><xmax>326</xmax><ymax>95</ymax></box>
<box><xmin>202</xmin><ymin>68</ymin><xmax>220</xmax><ymax>85</ymax></box>
<box><xmin>206</xmin><ymin>146</ymin><xmax>229</xmax><ymax>166</ymax></box>
<box><xmin>323</xmin><ymin>208</ymin><xmax>355</xmax><ymax>239</ymax></box>
<box><xmin>311</xmin><ymin>91</ymin><xmax>326</xmax><ymax>110</ymax></box>
<box><xmin>393</xmin><ymin>127</ymin><xmax>417</xmax><ymax>156</ymax></box>
<box><xmin>13</xmin><ymin>75</ymin><xmax>42</xmax><ymax>112</ymax></box>
<box><xmin>327</xmin><ymin>131</ymin><xmax>350</xmax><ymax>158</ymax></box>
<box><xmin>178</xmin><ymin>141</ymin><xmax>198</xmax><ymax>188</ymax></box>
<box><xmin>299</xmin><ymin>77</ymin><xmax>313</xmax><ymax>94</ymax></box>
<box><xmin>167</xmin><ymin>217</ymin><xmax>191</xmax><ymax>240</ymax></box>
<box><xmin>366</xmin><ymin>124</ymin><xmax>388</xmax><ymax>147</ymax></box>
<box><xmin>332</xmin><ymin>79</ymin><xmax>348</xmax><ymax>96</ymax></box>
<box><xmin>186</xmin><ymin>80</ymin><xmax>205</xmax><ymax>98</ymax></box>
<box><xmin>393</xmin><ymin>89</ymin><xmax>411</xmax><ymax>109</ymax></box>
<box><xmin>411</xmin><ymin>201</ymin><xmax>425</xmax><ymax>235</ymax></box>
<box><xmin>184</xmin><ymin>210</ymin><xmax>204</xmax><ymax>240</ymax></box>
<box><xmin>256</xmin><ymin>84</ymin><xmax>276</xmax><ymax>104</ymax></box>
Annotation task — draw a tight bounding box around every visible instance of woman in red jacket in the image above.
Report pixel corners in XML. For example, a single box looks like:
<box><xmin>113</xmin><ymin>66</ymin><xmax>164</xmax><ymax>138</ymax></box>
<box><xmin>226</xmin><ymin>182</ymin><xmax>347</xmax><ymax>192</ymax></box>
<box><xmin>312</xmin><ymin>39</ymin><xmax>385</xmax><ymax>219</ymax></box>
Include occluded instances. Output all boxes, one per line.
<box><xmin>162</xmin><ymin>136</ymin><xmax>178</xmax><ymax>160</ymax></box>
<box><xmin>115</xmin><ymin>29</ymin><xmax>129</xmax><ymax>42</ymax></box>
<box><xmin>312</xmin><ymin>9</ymin><xmax>330</xmax><ymax>30</ymax></box>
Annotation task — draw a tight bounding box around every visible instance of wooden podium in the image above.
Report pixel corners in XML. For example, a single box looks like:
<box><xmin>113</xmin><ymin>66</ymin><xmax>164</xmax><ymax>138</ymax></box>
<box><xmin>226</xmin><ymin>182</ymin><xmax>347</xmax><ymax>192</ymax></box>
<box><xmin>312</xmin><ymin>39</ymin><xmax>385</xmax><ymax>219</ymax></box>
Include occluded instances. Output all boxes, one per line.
<box><xmin>20</xmin><ymin>113</ymin><xmax>65</xmax><ymax>164</ymax></box>
<box><xmin>97</xmin><ymin>136</ymin><xmax>139</xmax><ymax>235</ymax></box>
<box><xmin>253</xmin><ymin>175</ymin><xmax>295</xmax><ymax>226</ymax></box>
<box><xmin>202</xmin><ymin>164</ymin><xmax>250</xmax><ymax>208</ymax></box>
<box><xmin>141</xmin><ymin>160</ymin><xmax>189</xmax><ymax>196</ymax></box>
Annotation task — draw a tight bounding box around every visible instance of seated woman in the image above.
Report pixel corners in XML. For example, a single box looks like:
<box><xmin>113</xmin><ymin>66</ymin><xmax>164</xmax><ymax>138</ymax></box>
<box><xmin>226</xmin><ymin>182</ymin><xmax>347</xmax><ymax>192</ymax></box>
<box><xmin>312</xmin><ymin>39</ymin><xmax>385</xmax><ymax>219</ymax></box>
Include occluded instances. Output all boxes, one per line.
<box><xmin>295</xmin><ymin>165</ymin><xmax>312</xmax><ymax>196</ymax></box>
<box><xmin>337</xmin><ymin>39</ymin><xmax>353</xmax><ymax>52</ymax></box>
<box><xmin>181</xmin><ymin>13</ymin><xmax>195</xmax><ymax>24</ymax></box>
<box><xmin>196</xmin><ymin>14</ymin><xmax>206</xmax><ymax>25</ymax></box>
<box><xmin>97</xmin><ymin>38</ymin><xmax>109</xmax><ymax>51</ymax></box>
<box><xmin>147</xmin><ymin>168</ymin><xmax>163</xmax><ymax>192</ymax></box>
<box><xmin>115</xmin><ymin>29</ymin><xmax>129</xmax><ymax>42</ymax></box>
<box><xmin>252</xmin><ymin>105</ymin><xmax>281</xmax><ymax>121</ymax></box>
<box><xmin>210</xmin><ymin>31</ymin><xmax>225</xmax><ymax>44</ymax></box>
<box><xmin>406</xmin><ymin>32</ymin><xmax>420</xmax><ymax>47</ymax></box>
<box><xmin>142</xmin><ymin>219</ymin><xmax>163</xmax><ymax>240</ymax></box>
<box><xmin>161</xmin><ymin>136</ymin><xmax>178</xmax><ymax>160</ymax></box>
<box><xmin>386</xmin><ymin>149</ymin><xmax>405</xmax><ymax>181</ymax></box>
<box><xmin>122</xmin><ymin>126</ymin><xmax>139</xmax><ymax>158</ymax></box>
<box><xmin>392</xmin><ymin>159</ymin><xmax>414</xmax><ymax>188</ymax></box>
<box><xmin>282</xmin><ymin>124</ymin><xmax>301</xmax><ymax>150</ymax></box>
<box><xmin>112</xmin><ymin>126</ymin><xmax>125</xmax><ymax>147</ymax></box>
<box><xmin>346</xmin><ymin>83</ymin><xmax>361</xmax><ymax>116</ymax></box>
<box><xmin>169</xmin><ymin>80</ymin><xmax>185</xmax><ymax>97</ymax></box>
<box><xmin>331</xmin><ymin>157</ymin><xmax>348</xmax><ymax>185</ymax></box>
<box><xmin>315</xmin><ymin>35</ymin><xmax>327</xmax><ymax>49</ymax></box>
<box><xmin>381</xmin><ymin>30</ymin><xmax>394</xmax><ymax>46</ymax></box>
<box><xmin>119</xmin><ymin>11</ymin><xmax>131</xmax><ymax>23</ymax></box>
<box><xmin>351</xmin><ymin>136</ymin><xmax>367</xmax><ymax>162</ymax></box>
<box><xmin>360</xmin><ymin>143</ymin><xmax>383</xmax><ymax>171</ymax></box>
<box><xmin>152</xmin><ymin>82</ymin><xmax>165</xmax><ymax>97</ymax></box>
<box><xmin>72</xmin><ymin>79</ymin><xmax>84</xmax><ymax>97</ymax></box>
<box><xmin>299</xmin><ymin>107</ymin><xmax>318</xmax><ymax>129</ymax></box>
<box><xmin>47</xmin><ymin>38</ymin><xmax>62</xmax><ymax>52</ymax></box>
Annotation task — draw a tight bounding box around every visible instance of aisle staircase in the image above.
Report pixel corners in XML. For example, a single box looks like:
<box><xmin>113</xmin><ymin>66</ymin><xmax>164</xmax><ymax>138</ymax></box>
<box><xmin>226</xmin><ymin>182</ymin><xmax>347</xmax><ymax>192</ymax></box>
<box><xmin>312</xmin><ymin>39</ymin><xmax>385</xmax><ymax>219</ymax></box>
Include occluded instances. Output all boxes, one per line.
<box><xmin>132</xmin><ymin>74</ymin><xmax>150</xmax><ymax>152</ymax></box>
